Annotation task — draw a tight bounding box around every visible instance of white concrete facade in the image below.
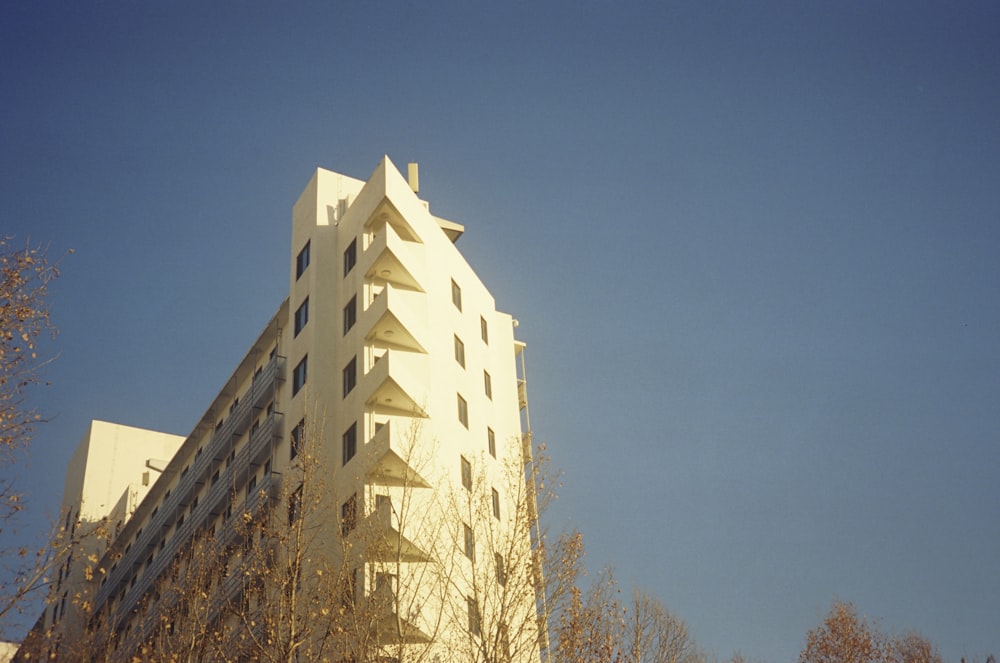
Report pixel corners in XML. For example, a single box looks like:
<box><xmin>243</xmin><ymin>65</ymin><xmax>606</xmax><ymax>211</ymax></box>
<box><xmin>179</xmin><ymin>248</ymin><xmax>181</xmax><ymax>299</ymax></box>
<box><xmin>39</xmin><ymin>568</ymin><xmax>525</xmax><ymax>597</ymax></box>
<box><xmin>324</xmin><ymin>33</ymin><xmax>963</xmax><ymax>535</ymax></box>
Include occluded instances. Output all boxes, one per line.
<box><xmin>37</xmin><ymin>421</ymin><xmax>185</xmax><ymax>651</ymax></box>
<box><xmin>24</xmin><ymin>157</ymin><xmax>540</xmax><ymax>662</ymax></box>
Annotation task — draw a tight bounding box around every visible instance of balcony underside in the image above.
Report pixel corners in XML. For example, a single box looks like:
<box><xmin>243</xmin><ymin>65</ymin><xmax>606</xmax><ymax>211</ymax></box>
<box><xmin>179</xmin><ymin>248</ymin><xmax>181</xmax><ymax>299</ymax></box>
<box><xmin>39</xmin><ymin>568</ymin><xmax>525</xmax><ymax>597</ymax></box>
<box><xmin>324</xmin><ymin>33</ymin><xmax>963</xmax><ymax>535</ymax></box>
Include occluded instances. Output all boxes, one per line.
<box><xmin>366</xmin><ymin>526</ymin><xmax>432</xmax><ymax>563</ymax></box>
<box><xmin>366</xmin><ymin>308</ymin><xmax>426</xmax><ymax>354</ymax></box>
<box><xmin>373</xmin><ymin>612</ymin><xmax>431</xmax><ymax>644</ymax></box>
<box><xmin>366</xmin><ymin>448</ymin><xmax>431</xmax><ymax>488</ymax></box>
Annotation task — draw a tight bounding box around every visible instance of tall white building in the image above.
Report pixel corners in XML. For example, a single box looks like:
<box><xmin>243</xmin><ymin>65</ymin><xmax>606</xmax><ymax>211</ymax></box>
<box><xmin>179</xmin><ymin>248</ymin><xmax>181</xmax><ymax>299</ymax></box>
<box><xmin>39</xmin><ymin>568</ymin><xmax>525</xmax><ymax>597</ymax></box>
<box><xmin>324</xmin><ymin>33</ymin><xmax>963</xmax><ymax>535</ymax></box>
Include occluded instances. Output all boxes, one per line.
<box><xmin>21</xmin><ymin>157</ymin><xmax>542</xmax><ymax>662</ymax></box>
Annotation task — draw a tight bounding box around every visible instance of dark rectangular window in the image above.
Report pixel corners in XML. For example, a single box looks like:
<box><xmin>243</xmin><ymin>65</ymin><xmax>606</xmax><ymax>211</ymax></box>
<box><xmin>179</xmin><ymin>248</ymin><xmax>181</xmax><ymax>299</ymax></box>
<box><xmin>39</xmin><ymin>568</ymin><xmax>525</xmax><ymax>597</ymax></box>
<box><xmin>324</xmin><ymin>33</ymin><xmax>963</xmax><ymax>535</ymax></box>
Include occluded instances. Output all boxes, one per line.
<box><xmin>341</xmin><ymin>494</ymin><xmax>357</xmax><ymax>536</ymax></box>
<box><xmin>463</xmin><ymin>523</ymin><xmax>475</xmax><ymax>560</ymax></box>
<box><xmin>342</xmin><ymin>422</ymin><xmax>357</xmax><ymax>465</ymax></box>
<box><xmin>492</xmin><ymin>488</ymin><xmax>501</xmax><ymax>519</ymax></box>
<box><xmin>293</xmin><ymin>356</ymin><xmax>308</xmax><ymax>396</ymax></box>
<box><xmin>454</xmin><ymin>335</ymin><xmax>465</xmax><ymax>367</ymax></box>
<box><xmin>296</xmin><ymin>240</ymin><xmax>310</xmax><ymax>280</ymax></box>
<box><xmin>461</xmin><ymin>456</ymin><xmax>472</xmax><ymax>491</ymax></box>
<box><xmin>481</xmin><ymin>316</ymin><xmax>489</xmax><ymax>343</ymax></box>
<box><xmin>343</xmin><ymin>356</ymin><xmax>357</xmax><ymax>397</ymax></box>
<box><xmin>294</xmin><ymin>297</ymin><xmax>309</xmax><ymax>337</ymax></box>
<box><xmin>451</xmin><ymin>279</ymin><xmax>462</xmax><ymax>311</ymax></box>
<box><xmin>484</xmin><ymin>371</ymin><xmax>492</xmax><ymax>400</ymax></box>
<box><xmin>495</xmin><ymin>553</ymin><xmax>506</xmax><ymax>586</ymax></box>
<box><xmin>343</xmin><ymin>295</ymin><xmax>357</xmax><ymax>335</ymax></box>
<box><xmin>343</xmin><ymin>238</ymin><xmax>357</xmax><ymax>276</ymax></box>
<box><xmin>467</xmin><ymin>596</ymin><xmax>481</xmax><ymax>636</ymax></box>
<box><xmin>457</xmin><ymin>394</ymin><xmax>468</xmax><ymax>428</ymax></box>
<box><xmin>488</xmin><ymin>428</ymin><xmax>496</xmax><ymax>458</ymax></box>
<box><xmin>342</xmin><ymin>569</ymin><xmax>357</xmax><ymax>608</ymax></box>
<box><xmin>288</xmin><ymin>486</ymin><xmax>302</xmax><ymax>526</ymax></box>
<box><xmin>291</xmin><ymin>418</ymin><xmax>305</xmax><ymax>460</ymax></box>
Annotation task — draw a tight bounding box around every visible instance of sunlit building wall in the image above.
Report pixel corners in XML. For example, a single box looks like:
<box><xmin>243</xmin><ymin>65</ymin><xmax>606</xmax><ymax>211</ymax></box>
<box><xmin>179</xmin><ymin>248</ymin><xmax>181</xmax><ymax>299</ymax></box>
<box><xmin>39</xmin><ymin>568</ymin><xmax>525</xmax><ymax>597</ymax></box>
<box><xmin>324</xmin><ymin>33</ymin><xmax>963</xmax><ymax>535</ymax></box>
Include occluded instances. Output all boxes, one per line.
<box><xmin>20</xmin><ymin>157</ymin><xmax>539</xmax><ymax>662</ymax></box>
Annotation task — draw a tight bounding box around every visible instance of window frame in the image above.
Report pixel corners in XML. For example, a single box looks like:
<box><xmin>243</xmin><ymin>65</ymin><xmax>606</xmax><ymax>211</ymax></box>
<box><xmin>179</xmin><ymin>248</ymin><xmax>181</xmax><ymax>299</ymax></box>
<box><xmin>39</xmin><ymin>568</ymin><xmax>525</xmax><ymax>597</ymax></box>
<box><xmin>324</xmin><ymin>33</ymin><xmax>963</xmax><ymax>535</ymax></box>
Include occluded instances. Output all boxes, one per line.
<box><xmin>288</xmin><ymin>485</ymin><xmax>303</xmax><ymax>526</ymax></box>
<box><xmin>467</xmin><ymin>596</ymin><xmax>481</xmax><ymax>636</ymax></box>
<box><xmin>461</xmin><ymin>456</ymin><xmax>472</xmax><ymax>491</ymax></box>
<box><xmin>454</xmin><ymin>335</ymin><xmax>465</xmax><ymax>367</ymax></box>
<box><xmin>463</xmin><ymin>522</ymin><xmax>475</xmax><ymax>560</ymax></box>
<box><xmin>495</xmin><ymin>552</ymin><xmax>506</xmax><ymax>586</ymax></box>
<box><xmin>343</xmin><ymin>295</ymin><xmax>357</xmax><ymax>335</ymax></box>
<box><xmin>343</xmin><ymin>238</ymin><xmax>357</xmax><ymax>276</ymax></box>
<box><xmin>451</xmin><ymin>279</ymin><xmax>462</xmax><ymax>311</ymax></box>
<box><xmin>294</xmin><ymin>297</ymin><xmax>309</xmax><ymax>337</ymax></box>
<box><xmin>343</xmin><ymin>356</ymin><xmax>357</xmax><ymax>398</ymax></box>
<box><xmin>457</xmin><ymin>394</ymin><xmax>469</xmax><ymax>428</ymax></box>
<box><xmin>342</xmin><ymin>422</ymin><xmax>357</xmax><ymax>466</ymax></box>
<box><xmin>290</xmin><ymin>418</ymin><xmax>305</xmax><ymax>460</ymax></box>
<box><xmin>292</xmin><ymin>356</ymin><xmax>308</xmax><ymax>396</ymax></box>
<box><xmin>341</xmin><ymin>494</ymin><xmax>357</xmax><ymax>536</ymax></box>
<box><xmin>295</xmin><ymin>240</ymin><xmax>310</xmax><ymax>280</ymax></box>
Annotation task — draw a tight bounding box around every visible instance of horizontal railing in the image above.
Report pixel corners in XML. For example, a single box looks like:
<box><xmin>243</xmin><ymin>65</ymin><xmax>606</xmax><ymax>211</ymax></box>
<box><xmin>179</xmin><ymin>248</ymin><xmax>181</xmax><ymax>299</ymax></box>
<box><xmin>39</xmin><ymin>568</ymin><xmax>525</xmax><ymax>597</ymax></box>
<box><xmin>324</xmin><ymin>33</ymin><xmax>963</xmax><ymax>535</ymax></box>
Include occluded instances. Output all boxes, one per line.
<box><xmin>124</xmin><ymin>468</ymin><xmax>280</xmax><ymax>648</ymax></box>
<box><xmin>95</xmin><ymin>355</ymin><xmax>281</xmax><ymax>614</ymax></box>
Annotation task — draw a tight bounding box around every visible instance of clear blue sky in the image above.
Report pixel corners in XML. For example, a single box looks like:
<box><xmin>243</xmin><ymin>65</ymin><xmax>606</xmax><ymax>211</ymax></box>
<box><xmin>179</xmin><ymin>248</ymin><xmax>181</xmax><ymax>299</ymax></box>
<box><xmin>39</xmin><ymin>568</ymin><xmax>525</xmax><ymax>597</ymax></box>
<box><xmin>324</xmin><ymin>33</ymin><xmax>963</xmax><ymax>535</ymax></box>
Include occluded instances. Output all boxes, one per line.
<box><xmin>2</xmin><ymin>2</ymin><xmax>998</xmax><ymax>660</ymax></box>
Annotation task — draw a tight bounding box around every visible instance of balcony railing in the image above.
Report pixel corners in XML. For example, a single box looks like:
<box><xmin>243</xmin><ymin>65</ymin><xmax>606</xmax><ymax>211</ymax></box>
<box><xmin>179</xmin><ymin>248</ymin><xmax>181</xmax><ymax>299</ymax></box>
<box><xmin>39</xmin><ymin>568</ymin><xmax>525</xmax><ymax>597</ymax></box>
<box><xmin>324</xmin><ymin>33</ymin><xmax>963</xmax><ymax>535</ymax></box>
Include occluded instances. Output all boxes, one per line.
<box><xmin>95</xmin><ymin>355</ymin><xmax>282</xmax><ymax>615</ymax></box>
<box><xmin>108</xmin><ymin>414</ymin><xmax>279</xmax><ymax>635</ymax></box>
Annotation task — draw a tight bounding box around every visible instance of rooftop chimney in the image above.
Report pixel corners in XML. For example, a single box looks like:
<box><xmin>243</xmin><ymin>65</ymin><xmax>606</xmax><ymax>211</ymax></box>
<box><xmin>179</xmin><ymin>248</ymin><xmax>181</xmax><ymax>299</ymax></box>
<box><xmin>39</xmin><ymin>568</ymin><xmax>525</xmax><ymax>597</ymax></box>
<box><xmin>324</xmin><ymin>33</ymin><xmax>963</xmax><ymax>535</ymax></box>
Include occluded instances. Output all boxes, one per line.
<box><xmin>407</xmin><ymin>162</ymin><xmax>419</xmax><ymax>194</ymax></box>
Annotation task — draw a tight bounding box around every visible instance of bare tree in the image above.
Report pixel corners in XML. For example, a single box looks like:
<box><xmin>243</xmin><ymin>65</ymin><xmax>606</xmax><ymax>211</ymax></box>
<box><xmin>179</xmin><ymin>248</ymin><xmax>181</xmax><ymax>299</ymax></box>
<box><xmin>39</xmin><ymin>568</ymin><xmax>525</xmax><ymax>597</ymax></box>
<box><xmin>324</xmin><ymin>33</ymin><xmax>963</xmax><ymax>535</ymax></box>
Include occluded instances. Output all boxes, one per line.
<box><xmin>0</xmin><ymin>238</ymin><xmax>69</xmax><ymax>637</ymax></box>
<box><xmin>893</xmin><ymin>632</ymin><xmax>943</xmax><ymax>663</ymax></box>
<box><xmin>621</xmin><ymin>589</ymin><xmax>696</xmax><ymax>663</ymax></box>
<box><xmin>800</xmin><ymin>601</ymin><xmax>947</xmax><ymax>663</ymax></box>
<box><xmin>799</xmin><ymin>601</ymin><xmax>893</xmax><ymax>663</ymax></box>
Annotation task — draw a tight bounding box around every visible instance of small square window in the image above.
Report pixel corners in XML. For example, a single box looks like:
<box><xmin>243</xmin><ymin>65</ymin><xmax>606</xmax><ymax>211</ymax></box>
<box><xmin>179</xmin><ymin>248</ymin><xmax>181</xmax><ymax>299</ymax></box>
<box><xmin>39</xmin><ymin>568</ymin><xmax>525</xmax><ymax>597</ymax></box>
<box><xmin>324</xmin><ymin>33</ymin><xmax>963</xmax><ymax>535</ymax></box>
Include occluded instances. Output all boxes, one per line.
<box><xmin>454</xmin><ymin>335</ymin><xmax>465</xmax><ymax>367</ymax></box>
<box><xmin>343</xmin><ymin>295</ymin><xmax>357</xmax><ymax>335</ymax></box>
<box><xmin>294</xmin><ymin>298</ymin><xmax>309</xmax><ymax>337</ymax></box>
<box><xmin>291</xmin><ymin>418</ymin><xmax>305</xmax><ymax>460</ymax></box>
<box><xmin>484</xmin><ymin>371</ymin><xmax>492</xmax><ymax>400</ymax></box>
<box><xmin>487</xmin><ymin>428</ymin><xmax>496</xmax><ymax>458</ymax></box>
<box><xmin>296</xmin><ymin>240</ymin><xmax>310</xmax><ymax>280</ymax></box>
<box><xmin>481</xmin><ymin>316</ymin><xmax>489</xmax><ymax>344</ymax></box>
<box><xmin>457</xmin><ymin>394</ymin><xmax>469</xmax><ymax>428</ymax></box>
<box><xmin>342</xmin><ymin>422</ymin><xmax>357</xmax><ymax>466</ymax></box>
<box><xmin>461</xmin><ymin>456</ymin><xmax>472</xmax><ymax>491</ymax></box>
<box><xmin>343</xmin><ymin>356</ymin><xmax>357</xmax><ymax>398</ymax></box>
<box><xmin>341</xmin><ymin>494</ymin><xmax>357</xmax><ymax>536</ymax></box>
<box><xmin>344</xmin><ymin>238</ymin><xmax>357</xmax><ymax>276</ymax></box>
<box><xmin>463</xmin><ymin>523</ymin><xmax>475</xmax><ymax>560</ymax></box>
<box><xmin>451</xmin><ymin>279</ymin><xmax>462</xmax><ymax>311</ymax></box>
<box><xmin>292</xmin><ymin>356</ymin><xmax>308</xmax><ymax>396</ymax></box>
<box><xmin>492</xmin><ymin>488</ymin><xmax>500</xmax><ymax>520</ymax></box>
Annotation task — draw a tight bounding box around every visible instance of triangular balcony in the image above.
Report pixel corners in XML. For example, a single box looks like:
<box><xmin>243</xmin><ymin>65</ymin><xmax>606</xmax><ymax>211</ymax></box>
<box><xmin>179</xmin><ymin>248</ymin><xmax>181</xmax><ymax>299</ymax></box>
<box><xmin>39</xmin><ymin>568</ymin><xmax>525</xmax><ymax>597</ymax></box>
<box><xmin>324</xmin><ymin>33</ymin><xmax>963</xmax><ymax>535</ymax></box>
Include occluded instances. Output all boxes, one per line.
<box><xmin>360</xmin><ymin>221</ymin><xmax>425</xmax><ymax>292</ymax></box>
<box><xmin>364</xmin><ymin>196</ymin><xmax>422</xmax><ymax>243</ymax></box>
<box><xmin>362</xmin><ymin>500</ymin><xmax>431</xmax><ymax>563</ymax></box>
<box><xmin>342</xmin><ymin>156</ymin><xmax>464</xmax><ymax>247</ymax></box>
<box><xmin>373</xmin><ymin>612</ymin><xmax>432</xmax><ymax>644</ymax></box>
<box><xmin>361</xmin><ymin>283</ymin><xmax>427</xmax><ymax>354</ymax></box>
<box><xmin>362</xmin><ymin>351</ymin><xmax>428</xmax><ymax>418</ymax></box>
<box><xmin>364</xmin><ymin>420</ymin><xmax>431</xmax><ymax>489</ymax></box>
